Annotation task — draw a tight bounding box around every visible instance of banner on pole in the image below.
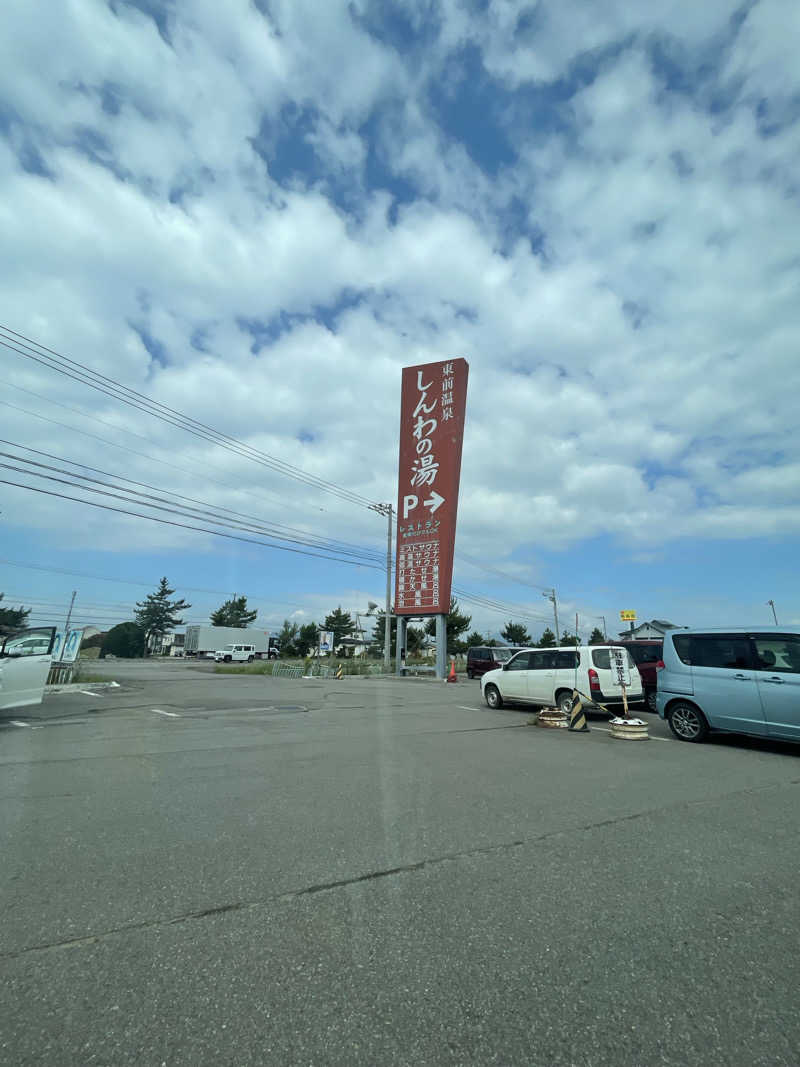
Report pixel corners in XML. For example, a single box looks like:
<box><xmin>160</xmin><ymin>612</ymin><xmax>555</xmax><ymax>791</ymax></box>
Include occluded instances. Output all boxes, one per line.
<box><xmin>395</xmin><ymin>358</ymin><xmax>469</xmax><ymax>616</ymax></box>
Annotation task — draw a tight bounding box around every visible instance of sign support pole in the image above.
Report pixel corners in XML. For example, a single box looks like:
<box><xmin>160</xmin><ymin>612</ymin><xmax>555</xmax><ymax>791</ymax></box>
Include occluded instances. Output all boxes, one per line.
<box><xmin>435</xmin><ymin>613</ymin><xmax>447</xmax><ymax>680</ymax></box>
<box><xmin>396</xmin><ymin>616</ymin><xmax>408</xmax><ymax>676</ymax></box>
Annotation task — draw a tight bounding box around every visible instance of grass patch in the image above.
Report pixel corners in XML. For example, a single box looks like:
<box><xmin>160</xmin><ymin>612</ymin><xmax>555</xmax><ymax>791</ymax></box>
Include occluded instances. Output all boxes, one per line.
<box><xmin>70</xmin><ymin>668</ymin><xmax>108</xmax><ymax>683</ymax></box>
<box><xmin>213</xmin><ymin>658</ymin><xmax>399</xmax><ymax>677</ymax></box>
<box><xmin>214</xmin><ymin>661</ymin><xmax>277</xmax><ymax>675</ymax></box>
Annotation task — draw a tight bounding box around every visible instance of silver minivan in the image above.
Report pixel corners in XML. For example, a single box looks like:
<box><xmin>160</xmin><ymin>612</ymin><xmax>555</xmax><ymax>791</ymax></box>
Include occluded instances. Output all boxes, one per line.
<box><xmin>657</xmin><ymin>627</ymin><xmax>800</xmax><ymax>742</ymax></box>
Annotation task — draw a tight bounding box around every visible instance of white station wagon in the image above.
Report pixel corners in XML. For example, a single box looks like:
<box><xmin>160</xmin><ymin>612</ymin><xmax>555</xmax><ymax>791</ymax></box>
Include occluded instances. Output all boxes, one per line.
<box><xmin>481</xmin><ymin>645</ymin><xmax>643</xmax><ymax>715</ymax></box>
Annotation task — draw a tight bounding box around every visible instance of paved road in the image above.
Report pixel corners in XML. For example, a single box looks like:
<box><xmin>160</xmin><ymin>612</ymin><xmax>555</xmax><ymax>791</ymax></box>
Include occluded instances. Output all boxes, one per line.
<box><xmin>2</xmin><ymin>666</ymin><xmax>799</xmax><ymax>1066</ymax></box>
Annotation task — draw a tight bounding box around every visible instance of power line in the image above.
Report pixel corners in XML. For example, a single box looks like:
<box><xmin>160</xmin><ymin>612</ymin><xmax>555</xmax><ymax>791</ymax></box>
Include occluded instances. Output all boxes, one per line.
<box><xmin>0</xmin><ymin>441</ymin><xmax>385</xmax><ymax>565</ymax></box>
<box><xmin>0</xmin><ymin>325</ymin><xmax>378</xmax><ymax>511</ymax></box>
<box><xmin>0</xmin><ymin>476</ymin><xmax>385</xmax><ymax>573</ymax></box>
<box><xmin>0</xmin><ymin>388</ymin><xmax>341</xmax><ymax>523</ymax></box>
<box><xmin>0</xmin><ymin>451</ymin><xmax>386</xmax><ymax>567</ymax></box>
<box><xmin>0</xmin><ymin>557</ymin><xmax>309</xmax><ymax>605</ymax></box>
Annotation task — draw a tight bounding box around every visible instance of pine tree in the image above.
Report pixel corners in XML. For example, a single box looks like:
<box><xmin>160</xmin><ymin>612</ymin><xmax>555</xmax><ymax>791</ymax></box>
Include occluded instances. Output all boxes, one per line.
<box><xmin>323</xmin><ymin>606</ymin><xmax>354</xmax><ymax>648</ymax></box>
<box><xmin>134</xmin><ymin>578</ymin><xmax>190</xmax><ymax>652</ymax></box>
<box><xmin>588</xmin><ymin>627</ymin><xmax>606</xmax><ymax>645</ymax></box>
<box><xmin>0</xmin><ymin>593</ymin><xmax>31</xmax><ymax>637</ymax></box>
<box><xmin>537</xmin><ymin>627</ymin><xmax>556</xmax><ymax>648</ymax></box>
<box><xmin>276</xmin><ymin>620</ymin><xmax>300</xmax><ymax>657</ymax></box>
<box><xmin>501</xmin><ymin>621</ymin><xmax>531</xmax><ymax>646</ymax></box>
<box><xmin>210</xmin><ymin>595</ymin><xmax>258</xmax><ymax>628</ymax></box>
<box><xmin>424</xmin><ymin>598</ymin><xmax>472</xmax><ymax>654</ymax></box>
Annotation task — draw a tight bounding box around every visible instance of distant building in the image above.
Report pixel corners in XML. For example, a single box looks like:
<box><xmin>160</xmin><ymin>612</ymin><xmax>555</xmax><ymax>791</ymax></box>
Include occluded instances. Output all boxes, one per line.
<box><xmin>618</xmin><ymin>619</ymin><xmax>680</xmax><ymax>640</ymax></box>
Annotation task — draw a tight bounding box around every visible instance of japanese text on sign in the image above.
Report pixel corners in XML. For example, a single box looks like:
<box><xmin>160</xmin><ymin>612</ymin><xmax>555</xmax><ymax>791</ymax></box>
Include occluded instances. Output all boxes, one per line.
<box><xmin>395</xmin><ymin>358</ymin><xmax>468</xmax><ymax>615</ymax></box>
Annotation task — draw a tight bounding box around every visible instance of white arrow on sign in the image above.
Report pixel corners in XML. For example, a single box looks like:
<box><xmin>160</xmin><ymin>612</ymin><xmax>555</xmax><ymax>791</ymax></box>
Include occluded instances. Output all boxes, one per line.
<box><xmin>423</xmin><ymin>490</ymin><xmax>445</xmax><ymax>514</ymax></box>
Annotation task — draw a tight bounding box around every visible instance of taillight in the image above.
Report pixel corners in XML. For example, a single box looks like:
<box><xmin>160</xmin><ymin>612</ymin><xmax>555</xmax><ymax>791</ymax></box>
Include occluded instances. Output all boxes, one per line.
<box><xmin>588</xmin><ymin>668</ymin><xmax>600</xmax><ymax>691</ymax></box>
<box><xmin>655</xmin><ymin>660</ymin><xmax>665</xmax><ymax>671</ymax></box>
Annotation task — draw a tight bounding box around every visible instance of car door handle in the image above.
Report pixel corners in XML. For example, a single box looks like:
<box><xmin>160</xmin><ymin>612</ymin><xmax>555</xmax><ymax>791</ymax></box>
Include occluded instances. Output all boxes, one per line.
<box><xmin>761</xmin><ymin>677</ymin><xmax>784</xmax><ymax>684</ymax></box>
<box><xmin>733</xmin><ymin>674</ymin><xmax>750</xmax><ymax>680</ymax></box>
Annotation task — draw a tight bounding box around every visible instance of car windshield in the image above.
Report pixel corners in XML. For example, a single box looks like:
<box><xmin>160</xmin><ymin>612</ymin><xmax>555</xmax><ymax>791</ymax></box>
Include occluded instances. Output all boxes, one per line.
<box><xmin>492</xmin><ymin>648</ymin><xmax>516</xmax><ymax>662</ymax></box>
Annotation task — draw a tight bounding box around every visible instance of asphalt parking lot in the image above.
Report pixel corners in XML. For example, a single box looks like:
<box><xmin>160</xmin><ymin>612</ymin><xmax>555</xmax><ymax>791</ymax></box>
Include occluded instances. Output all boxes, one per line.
<box><xmin>2</xmin><ymin>661</ymin><xmax>799</xmax><ymax>1066</ymax></box>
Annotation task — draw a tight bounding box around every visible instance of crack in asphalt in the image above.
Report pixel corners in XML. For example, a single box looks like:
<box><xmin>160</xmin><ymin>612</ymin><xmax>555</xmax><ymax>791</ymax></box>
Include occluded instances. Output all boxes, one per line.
<box><xmin>9</xmin><ymin>785</ymin><xmax>798</xmax><ymax>964</ymax></box>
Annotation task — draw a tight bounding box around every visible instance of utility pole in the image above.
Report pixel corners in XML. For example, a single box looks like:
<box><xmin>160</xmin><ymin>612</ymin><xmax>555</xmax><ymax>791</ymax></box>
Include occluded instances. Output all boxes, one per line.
<box><xmin>767</xmin><ymin>599</ymin><xmax>778</xmax><ymax>625</ymax></box>
<box><xmin>543</xmin><ymin>588</ymin><xmax>560</xmax><ymax>643</ymax></box>
<box><xmin>600</xmin><ymin>615</ymin><xmax>608</xmax><ymax>640</ymax></box>
<box><xmin>370</xmin><ymin>503</ymin><xmax>393</xmax><ymax>672</ymax></box>
<box><xmin>64</xmin><ymin>590</ymin><xmax>76</xmax><ymax>635</ymax></box>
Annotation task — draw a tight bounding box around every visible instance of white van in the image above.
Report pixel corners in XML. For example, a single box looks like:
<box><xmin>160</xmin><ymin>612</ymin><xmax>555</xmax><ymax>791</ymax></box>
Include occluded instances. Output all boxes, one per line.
<box><xmin>214</xmin><ymin>643</ymin><xmax>256</xmax><ymax>663</ymax></box>
<box><xmin>481</xmin><ymin>645</ymin><xmax>643</xmax><ymax>714</ymax></box>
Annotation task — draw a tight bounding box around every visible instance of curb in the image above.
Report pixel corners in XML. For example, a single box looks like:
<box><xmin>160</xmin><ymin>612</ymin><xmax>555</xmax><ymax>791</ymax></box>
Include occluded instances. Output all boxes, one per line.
<box><xmin>45</xmin><ymin>681</ymin><xmax>121</xmax><ymax>694</ymax></box>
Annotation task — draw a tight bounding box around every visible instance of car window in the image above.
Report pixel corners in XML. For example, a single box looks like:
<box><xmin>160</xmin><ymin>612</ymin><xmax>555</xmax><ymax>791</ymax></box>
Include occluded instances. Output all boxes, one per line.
<box><xmin>628</xmin><ymin>644</ymin><xmax>662</xmax><ymax>664</ymax></box>
<box><xmin>529</xmin><ymin>651</ymin><xmax>556</xmax><ymax>670</ymax></box>
<box><xmin>592</xmin><ymin>648</ymin><xmax>612</xmax><ymax>669</ymax></box>
<box><xmin>555</xmin><ymin>650</ymin><xmax>579</xmax><ymax>669</ymax></box>
<box><xmin>506</xmin><ymin>652</ymin><xmax>531</xmax><ymax>670</ymax></box>
<box><xmin>2</xmin><ymin>628</ymin><xmax>54</xmax><ymax>657</ymax></box>
<box><xmin>752</xmin><ymin>635</ymin><xmax>800</xmax><ymax>674</ymax></box>
<box><xmin>672</xmin><ymin>635</ymin><xmax>692</xmax><ymax>664</ymax></box>
<box><xmin>689</xmin><ymin>635</ymin><xmax>752</xmax><ymax>669</ymax></box>
<box><xmin>492</xmin><ymin>648</ymin><xmax>514</xmax><ymax>662</ymax></box>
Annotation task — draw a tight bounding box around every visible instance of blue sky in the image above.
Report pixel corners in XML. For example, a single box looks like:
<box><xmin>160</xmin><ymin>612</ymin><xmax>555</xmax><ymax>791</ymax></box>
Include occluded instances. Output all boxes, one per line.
<box><xmin>1</xmin><ymin>0</ymin><xmax>799</xmax><ymax>640</ymax></box>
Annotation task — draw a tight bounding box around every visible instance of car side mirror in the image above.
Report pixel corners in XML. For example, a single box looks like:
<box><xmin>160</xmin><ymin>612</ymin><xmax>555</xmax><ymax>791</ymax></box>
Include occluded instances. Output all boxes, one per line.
<box><xmin>502</xmin><ymin>663</ymin><xmax>509</xmax><ymax>671</ymax></box>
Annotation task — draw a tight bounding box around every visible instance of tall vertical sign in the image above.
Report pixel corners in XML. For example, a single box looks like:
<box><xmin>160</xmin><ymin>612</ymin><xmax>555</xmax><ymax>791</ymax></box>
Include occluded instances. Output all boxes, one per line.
<box><xmin>395</xmin><ymin>358</ymin><xmax>469</xmax><ymax>616</ymax></box>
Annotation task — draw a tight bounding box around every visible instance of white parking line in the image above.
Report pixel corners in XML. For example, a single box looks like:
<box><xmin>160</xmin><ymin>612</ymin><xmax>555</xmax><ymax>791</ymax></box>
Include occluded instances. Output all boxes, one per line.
<box><xmin>151</xmin><ymin>708</ymin><xmax>180</xmax><ymax>718</ymax></box>
<box><xmin>457</xmin><ymin>705</ymin><xmax>484</xmax><ymax>712</ymax></box>
<box><xmin>10</xmin><ymin>720</ymin><xmax>29</xmax><ymax>728</ymax></box>
<box><xmin>79</xmin><ymin>690</ymin><xmax>102</xmax><ymax>697</ymax></box>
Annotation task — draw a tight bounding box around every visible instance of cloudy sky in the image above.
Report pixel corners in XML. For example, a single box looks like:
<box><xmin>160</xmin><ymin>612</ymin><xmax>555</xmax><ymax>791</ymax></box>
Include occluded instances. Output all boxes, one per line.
<box><xmin>1</xmin><ymin>0</ymin><xmax>799</xmax><ymax>640</ymax></box>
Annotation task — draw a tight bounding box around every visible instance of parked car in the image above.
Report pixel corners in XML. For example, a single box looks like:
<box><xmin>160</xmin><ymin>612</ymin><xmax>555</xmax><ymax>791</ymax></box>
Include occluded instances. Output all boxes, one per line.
<box><xmin>608</xmin><ymin>639</ymin><xmax>663</xmax><ymax>711</ymax></box>
<box><xmin>466</xmin><ymin>645</ymin><xmax>522</xmax><ymax>679</ymax></box>
<box><xmin>657</xmin><ymin>627</ymin><xmax>800</xmax><ymax>743</ymax></box>
<box><xmin>0</xmin><ymin>627</ymin><xmax>56</xmax><ymax>710</ymax></box>
<box><xmin>481</xmin><ymin>645</ymin><xmax>643</xmax><ymax>714</ymax></box>
<box><xmin>214</xmin><ymin>643</ymin><xmax>256</xmax><ymax>663</ymax></box>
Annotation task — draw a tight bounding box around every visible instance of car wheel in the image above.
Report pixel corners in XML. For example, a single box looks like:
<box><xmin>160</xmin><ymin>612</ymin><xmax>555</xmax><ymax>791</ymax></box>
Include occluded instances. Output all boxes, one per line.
<box><xmin>667</xmin><ymin>701</ymin><xmax>709</xmax><ymax>743</ymax></box>
<box><xmin>646</xmin><ymin>690</ymin><xmax>657</xmax><ymax>713</ymax></box>
<box><xmin>484</xmin><ymin>684</ymin><xmax>503</xmax><ymax>709</ymax></box>
<box><xmin>224</xmin><ymin>655</ymin><xmax>231</xmax><ymax>663</ymax></box>
<box><xmin>467</xmin><ymin>669</ymin><xmax>474</xmax><ymax>679</ymax></box>
<box><xmin>556</xmin><ymin>689</ymin><xmax>575</xmax><ymax>715</ymax></box>
<box><xmin>248</xmin><ymin>655</ymin><xmax>254</xmax><ymax>662</ymax></box>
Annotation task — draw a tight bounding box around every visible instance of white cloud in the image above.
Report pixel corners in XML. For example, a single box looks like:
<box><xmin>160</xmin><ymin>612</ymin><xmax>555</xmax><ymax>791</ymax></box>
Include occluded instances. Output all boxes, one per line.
<box><xmin>1</xmin><ymin>0</ymin><xmax>799</xmax><ymax>633</ymax></box>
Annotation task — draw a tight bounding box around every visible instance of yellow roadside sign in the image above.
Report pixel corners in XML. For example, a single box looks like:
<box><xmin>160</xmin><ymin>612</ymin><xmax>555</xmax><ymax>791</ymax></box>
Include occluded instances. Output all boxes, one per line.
<box><xmin>619</xmin><ymin>610</ymin><xmax>637</xmax><ymax>621</ymax></box>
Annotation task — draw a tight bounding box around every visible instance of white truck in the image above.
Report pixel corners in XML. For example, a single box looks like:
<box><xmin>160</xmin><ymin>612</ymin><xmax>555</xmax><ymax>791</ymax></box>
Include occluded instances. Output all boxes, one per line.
<box><xmin>183</xmin><ymin>626</ymin><xmax>272</xmax><ymax>660</ymax></box>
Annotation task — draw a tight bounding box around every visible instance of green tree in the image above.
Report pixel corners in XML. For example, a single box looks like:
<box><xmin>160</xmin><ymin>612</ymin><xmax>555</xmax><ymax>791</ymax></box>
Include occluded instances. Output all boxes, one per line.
<box><xmin>0</xmin><ymin>593</ymin><xmax>31</xmax><ymax>637</ymax></box>
<box><xmin>537</xmin><ymin>627</ymin><xmax>557</xmax><ymax>648</ymax></box>
<box><xmin>560</xmin><ymin>630</ymin><xmax>580</xmax><ymax>646</ymax></box>
<box><xmin>323</xmin><ymin>606</ymin><xmax>354</xmax><ymax>648</ymax></box>
<box><xmin>407</xmin><ymin>625</ymin><xmax>426</xmax><ymax>656</ymax></box>
<box><xmin>101</xmin><ymin>621</ymin><xmax>145</xmax><ymax>658</ymax></box>
<box><xmin>296</xmin><ymin>622</ymin><xmax>320</xmax><ymax>657</ymax></box>
<box><xmin>276</xmin><ymin>619</ymin><xmax>300</xmax><ymax>657</ymax></box>
<box><xmin>371</xmin><ymin>611</ymin><xmax>396</xmax><ymax>656</ymax></box>
<box><xmin>80</xmin><ymin>632</ymin><xmax>106</xmax><ymax>650</ymax></box>
<box><xmin>134</xmin><ymin>577</ymin><xmax>190</xmax><ymax>652</ymax></box>
<box><xmin>501</xmin><ymin>621</ymin><xmax>532</xmax><ymax>646</ymax></box>
<box><xmin>210</xmin><ymin>595</ymin><xmax>257</xmax><ymax>628</ymax></box>
<box><xmin>465</xmin><ymin>630</ymin><xmax>485</xmax><ymax>648</ymax></box>
<box><xmin>425</xmin><ymin>598</ymin><xmax>472</xmax><ymax>654</ymax></box>
<box><xmin>588</xmin><ymin>627</ymin><xmax>606</xmax><ymax>645</ymax></box>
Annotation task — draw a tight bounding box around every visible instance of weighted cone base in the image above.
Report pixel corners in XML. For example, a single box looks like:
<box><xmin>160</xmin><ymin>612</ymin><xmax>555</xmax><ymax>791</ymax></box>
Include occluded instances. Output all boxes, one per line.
<box><xmin>536</xmin><ymin>708</ymin><xmax>569</xmax><ymax>729</ymax></box>
<box><xmin>609</xmin><ymin>717</ymin><xmax>649</xmax><ymax>740</ymax></box>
